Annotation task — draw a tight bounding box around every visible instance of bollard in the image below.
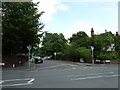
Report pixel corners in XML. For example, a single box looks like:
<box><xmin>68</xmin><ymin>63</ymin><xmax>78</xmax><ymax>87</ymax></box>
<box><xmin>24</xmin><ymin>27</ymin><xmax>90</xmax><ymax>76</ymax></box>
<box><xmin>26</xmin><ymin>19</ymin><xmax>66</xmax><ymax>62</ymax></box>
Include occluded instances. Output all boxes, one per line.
<box><xmin>12</xmin><ymin>64</ymin><xmax>15</xmax><ymax>68</ymax></box>
<box><xmin>19</xmin><ymin>61</ymin><xmax>21</xmax><ymax>64</ymax></box>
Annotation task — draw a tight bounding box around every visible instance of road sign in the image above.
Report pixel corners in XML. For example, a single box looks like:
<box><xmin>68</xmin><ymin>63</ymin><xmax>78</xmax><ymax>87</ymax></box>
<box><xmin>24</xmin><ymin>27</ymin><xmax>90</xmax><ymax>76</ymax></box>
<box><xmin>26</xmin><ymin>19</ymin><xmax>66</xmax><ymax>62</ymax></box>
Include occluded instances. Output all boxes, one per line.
<box><xmin>27</xmin><ymin>45</ymin><xmax>32</xmax><ymax>51</ymax></box>
<box><xmin>27</xmin><ymin>45</ymin><xmax>32</xmax><ymax>67</ymax></box>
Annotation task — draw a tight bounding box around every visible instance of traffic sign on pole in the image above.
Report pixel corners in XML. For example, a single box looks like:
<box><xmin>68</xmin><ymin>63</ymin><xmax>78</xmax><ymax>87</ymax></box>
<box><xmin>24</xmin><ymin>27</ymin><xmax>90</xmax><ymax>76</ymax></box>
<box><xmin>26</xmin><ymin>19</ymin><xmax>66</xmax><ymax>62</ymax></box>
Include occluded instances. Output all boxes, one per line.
<box><xmin>27</xmin><ymin>45</ymin><xmax>32</xmax><ymax>67</ymax></box>
<box><xmin>91</xmin><ymin>46</ymin><xmax>94</xmax><ymax>64</ymax></box>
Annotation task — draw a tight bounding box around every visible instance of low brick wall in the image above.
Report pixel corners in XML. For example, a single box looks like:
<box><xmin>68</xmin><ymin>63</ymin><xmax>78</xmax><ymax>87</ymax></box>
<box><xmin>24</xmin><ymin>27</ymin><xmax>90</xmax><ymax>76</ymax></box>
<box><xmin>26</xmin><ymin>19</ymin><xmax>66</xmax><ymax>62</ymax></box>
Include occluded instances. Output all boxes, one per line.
<box><xmin>2</xmin><ymin>55</ymin><xmax>28</xmax><ymax>67</ymax></box>
<box><xmin>95</xmin><ymin>60</ymin><xmax>120</xmax><ymax>64</ymax></box>
<box><xmin>110</xmin><ymin>60</ymin><xmax>120</xmax><ymax>64</ymax></box>
<box><xmin>84</xmin><ymin>60</ymin><xmax>92</xmax><ymax>63</ymax></box>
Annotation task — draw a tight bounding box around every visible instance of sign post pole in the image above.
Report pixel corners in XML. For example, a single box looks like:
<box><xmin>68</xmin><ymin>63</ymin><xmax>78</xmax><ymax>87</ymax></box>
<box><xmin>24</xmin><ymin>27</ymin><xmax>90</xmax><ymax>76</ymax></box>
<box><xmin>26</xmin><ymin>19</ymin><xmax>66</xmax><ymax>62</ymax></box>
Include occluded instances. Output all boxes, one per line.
<box><xmin>91</xmin><ymin>46</ymin><xmax>94</xmax><ymax>64</ymax></box>
<box><xmin>27</xmin><ymin>45</ymin><xmax>32</xmax><ymax>67</ymax></box>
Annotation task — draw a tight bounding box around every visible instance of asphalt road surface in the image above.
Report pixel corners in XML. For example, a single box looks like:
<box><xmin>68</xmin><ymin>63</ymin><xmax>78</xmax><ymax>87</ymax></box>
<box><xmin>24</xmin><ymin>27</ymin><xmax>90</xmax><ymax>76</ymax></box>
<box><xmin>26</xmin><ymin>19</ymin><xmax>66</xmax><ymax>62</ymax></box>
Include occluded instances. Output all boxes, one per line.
<box><xmin>1</xmin><ymin>60</ymin><xmax>119</xmax><ymax>88</ymax></box>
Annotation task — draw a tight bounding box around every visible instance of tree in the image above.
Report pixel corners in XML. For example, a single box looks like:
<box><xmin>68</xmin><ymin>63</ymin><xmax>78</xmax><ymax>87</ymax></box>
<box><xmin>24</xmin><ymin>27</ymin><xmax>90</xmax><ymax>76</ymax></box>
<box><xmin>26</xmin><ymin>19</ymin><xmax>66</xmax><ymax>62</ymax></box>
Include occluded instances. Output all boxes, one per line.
<box><xmin>2</xmin><ymin>2</ymin><xmax>44</xmax><ymax>57</ymax></box>
<box><xmin>40</xmin><ymin>33</ymin><xmax>67</xmax><ymax>58</ymax></box>
<box><xmin>99</xmin><ymin>32</ymin><xmax>115</xmax><ymax>51</ymax></box>
<box><xmin>114</xmin><ymin>35</ymin><xmax>120</xmax><ymax>57</ymax></box>
<box><xmin>69</xmin><ymin>31</ymin><xmax>89</xmax><ymax>48</ymax></box>
<box><xmin>75</xmin><ymin>47</ymin><xmax>92</xmax><ymax>62</ymax></box>
<box><xmin>89</xmin><ymin>31</ymin><xmax>115</xmax><ymax>59</ymax></box>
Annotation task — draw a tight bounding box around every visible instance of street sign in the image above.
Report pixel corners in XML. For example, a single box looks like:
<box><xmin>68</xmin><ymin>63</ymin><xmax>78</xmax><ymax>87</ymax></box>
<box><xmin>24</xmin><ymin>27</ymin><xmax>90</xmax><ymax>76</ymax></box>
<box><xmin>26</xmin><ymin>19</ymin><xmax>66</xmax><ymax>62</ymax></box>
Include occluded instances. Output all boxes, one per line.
<box><xmin>91</xmin><ymin>46</ymin><xmax>94</xmax><ymax>51</ymax></box>
<box><xmin>27</xmin><ymin>45</ymin><xmax>32</xmax><ymax>51</ymax></box>
<box><xmin>27</xmin><ymin>45</ymin><xmax>32</xmax><ymax>67</ymax></box>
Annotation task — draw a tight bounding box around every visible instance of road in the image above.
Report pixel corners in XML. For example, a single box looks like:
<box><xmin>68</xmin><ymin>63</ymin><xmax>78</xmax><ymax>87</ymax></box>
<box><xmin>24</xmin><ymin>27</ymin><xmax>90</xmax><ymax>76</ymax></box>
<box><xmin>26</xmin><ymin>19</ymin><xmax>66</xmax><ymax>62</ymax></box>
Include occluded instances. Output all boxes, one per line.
<box><xmin>1</xmin><ymin>60</ymin><xmax>119</xmax><ymax>89</ymax></box>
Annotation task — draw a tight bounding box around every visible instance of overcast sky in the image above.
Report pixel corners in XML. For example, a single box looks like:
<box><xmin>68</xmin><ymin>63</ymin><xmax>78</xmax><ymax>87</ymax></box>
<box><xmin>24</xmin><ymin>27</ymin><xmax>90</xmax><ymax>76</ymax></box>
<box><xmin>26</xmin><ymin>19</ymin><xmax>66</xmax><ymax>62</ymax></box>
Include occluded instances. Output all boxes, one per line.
<box><xmin>33</xmin><ymin>0</ymin><xmax>118</xmax><ymax>39</ymax></box>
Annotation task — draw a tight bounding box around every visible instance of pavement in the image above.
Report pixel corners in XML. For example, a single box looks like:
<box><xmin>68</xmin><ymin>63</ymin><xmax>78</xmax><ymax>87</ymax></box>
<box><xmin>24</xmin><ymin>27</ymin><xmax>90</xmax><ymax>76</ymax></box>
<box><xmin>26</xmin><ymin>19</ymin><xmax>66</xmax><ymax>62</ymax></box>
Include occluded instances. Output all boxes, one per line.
<box><xmin>1</xmin><ymin>60</ymin><xmax>119</xmax><ymax>72</ymax></box>
<box><xmin>2</xmin><ymin>61</ymin><xmax>36</xmax><ymax>72</ymax></box>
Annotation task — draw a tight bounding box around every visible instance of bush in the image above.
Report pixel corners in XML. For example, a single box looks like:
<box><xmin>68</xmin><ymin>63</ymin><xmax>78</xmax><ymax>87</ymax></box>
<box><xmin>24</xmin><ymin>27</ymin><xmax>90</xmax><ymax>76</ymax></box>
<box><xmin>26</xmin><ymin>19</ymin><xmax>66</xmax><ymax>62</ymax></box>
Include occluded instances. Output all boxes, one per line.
<box><xmin>75</xmin><ymin>47</ymin><xmax>92</xmax><ymax>61</ymax></box>
<box><xmin>97</xmin><ymin>53</ymin><xmax>117</xmax><ymax>60</ymax></box>
<box><xmin>56</xmin><ymin>52</ymin><xmax>63</xmax><ymax>57</ymax></box>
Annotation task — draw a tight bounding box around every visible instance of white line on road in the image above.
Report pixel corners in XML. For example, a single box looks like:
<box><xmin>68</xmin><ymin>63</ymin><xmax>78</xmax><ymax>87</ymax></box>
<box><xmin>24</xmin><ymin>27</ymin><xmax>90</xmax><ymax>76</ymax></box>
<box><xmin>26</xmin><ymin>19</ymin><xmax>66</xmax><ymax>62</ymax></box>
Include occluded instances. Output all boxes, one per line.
<box><xmin>1</xmin><ymin>82</ymin><xmax>33</xmax><ymax>87</ymax></box>
<box><xmin>2</xmin><ymin>78</ymin><xmax>33</xmax><ymax>82</ymax></box>
<box><xmin>67</xmin><ymin>72</ymin><xmax>114</xmax><ymax>77</ymax></box>
<box><xmin>0</xmin><ymin>81</ymin><xmax>4</xmax><ymax>84</ymax></box>
<box><xmin>70</xmin><ymin>74</ymin><xmax>119</xmax><ymax>80</ymax></box>
<box><xmin>1</xmin><ymin>78</ymin><xmax>34</xmax><ymax>87</ymax></box>
<box><xmin>72</xmin><ymin>68</ymin><xmax>76</xmax><ymax>69</ymax></box>
<box><xmin>70</xmin><ymin>65</ymin><xmax>78</xmax><ymax>67</ymax></box>
<box><xmin>27</xmin><ymin>78</ymin><xmax>34</xmax><ymax>84</ymax></box>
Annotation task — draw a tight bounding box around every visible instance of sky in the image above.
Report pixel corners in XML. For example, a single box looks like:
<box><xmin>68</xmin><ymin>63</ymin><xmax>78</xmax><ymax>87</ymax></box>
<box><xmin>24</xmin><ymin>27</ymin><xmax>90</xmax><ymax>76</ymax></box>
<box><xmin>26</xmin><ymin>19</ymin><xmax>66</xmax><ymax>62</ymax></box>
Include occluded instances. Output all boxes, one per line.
<box><xmin>32</xmin><ymin>0</ymin><xmax>119</xmax><ymax>39</ymax></box>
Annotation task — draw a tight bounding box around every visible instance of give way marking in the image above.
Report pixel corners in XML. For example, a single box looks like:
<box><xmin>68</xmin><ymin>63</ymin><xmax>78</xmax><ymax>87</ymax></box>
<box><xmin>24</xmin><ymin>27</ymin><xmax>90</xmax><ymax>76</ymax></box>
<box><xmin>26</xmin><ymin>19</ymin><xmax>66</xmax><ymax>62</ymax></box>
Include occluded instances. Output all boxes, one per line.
<box><xmin>0</xmin><ymin>78</ymin><xmax>34</xmax><ymax>87</ymax></box>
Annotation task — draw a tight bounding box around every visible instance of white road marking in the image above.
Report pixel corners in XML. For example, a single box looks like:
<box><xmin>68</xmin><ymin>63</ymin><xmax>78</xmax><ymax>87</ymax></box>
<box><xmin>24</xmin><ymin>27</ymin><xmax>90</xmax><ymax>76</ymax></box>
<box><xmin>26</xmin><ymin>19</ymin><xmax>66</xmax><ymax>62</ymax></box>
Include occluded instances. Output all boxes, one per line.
<box><xmin>71</xmin><ymin>76</ymin><xmax>103</xmax><ymax>80</ymax></box>
<box><xmin>38</xmin><ymin>64</ymin><xmax>70</xmax><ymax>70</ymax></box>
<box><xmin>0</xmin><ymin>81</ymin><xmax>4</xmax><ymax>84</ymax></box>
<box><xmin>67</xmin><ymin>72</ymin><xmax>114</xmax><ymax>77</ymax></box>
<box><xmin>72</xmin><ymin>68</ymin><xmax>76</xmax><ymax>69</ymax></box>
<box><xmin>70</xmin><ymin>65</ymin><xmax>77</xmax><ymax>67</ymax></box>
<box><xmin>2</xmin><ymin>78</ymin><xmax>33</xmax><ymax>82</ymax></box>
<box><xmin>1</xmin><ymin>78</ymin><xmax>34</xmax><ymax>87</ymax></box>
<box><xmin>70</xmin><ymin>74</ymin><xmax>119</xmax><ymax>81</ymax></box>
<box><xmin>27</xmin><ymin>78</ymin><xmax>34</xmax><ymax>84</ymax></box>
<box><xmin>1</xmin><ymin>82</ymin><xmax>33</xmax><ymax>87</ymax></box>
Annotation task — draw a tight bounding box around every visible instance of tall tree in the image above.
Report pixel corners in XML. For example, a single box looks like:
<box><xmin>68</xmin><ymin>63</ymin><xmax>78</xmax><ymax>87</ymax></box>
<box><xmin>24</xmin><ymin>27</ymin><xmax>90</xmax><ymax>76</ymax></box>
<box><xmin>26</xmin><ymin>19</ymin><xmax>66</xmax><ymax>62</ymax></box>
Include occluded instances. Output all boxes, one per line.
<box><xmin>2</xmin><ymin>2</ymin><xmax>44</xmax><ymax>56</ymax></box>
<box><xmin>69</xmin><ymin>31</ymin><xmax>89</xmax><ymax>48</ymax></box>
<box><xmin>89</xmin><ymin>31</ymin><xmax>115</xmax><ymax>59</ymax></box>
<box><xmin>41</xmin><ymin>33</ymin><xmax>67</xmax><ymax>57</ymax></box>
<box><xmin>115</xmin><ymin>35</ymin><xmax>120</xmax><ymax>56</ymax></box>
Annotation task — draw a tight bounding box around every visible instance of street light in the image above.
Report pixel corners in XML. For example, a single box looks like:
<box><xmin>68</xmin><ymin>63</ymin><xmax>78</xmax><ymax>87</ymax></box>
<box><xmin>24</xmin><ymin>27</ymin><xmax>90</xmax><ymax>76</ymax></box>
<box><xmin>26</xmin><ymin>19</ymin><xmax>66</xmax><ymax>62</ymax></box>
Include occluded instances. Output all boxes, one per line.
<box><xmin>91</xmin><ymin>46</ymin><xmax>94</xmax><ymax>64</ymax></box>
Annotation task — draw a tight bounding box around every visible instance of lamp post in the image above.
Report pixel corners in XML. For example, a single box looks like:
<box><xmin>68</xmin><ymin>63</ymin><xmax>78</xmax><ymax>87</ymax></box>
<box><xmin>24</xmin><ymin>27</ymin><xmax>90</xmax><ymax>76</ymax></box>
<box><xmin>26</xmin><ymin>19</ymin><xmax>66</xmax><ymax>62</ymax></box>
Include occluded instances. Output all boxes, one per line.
<box><xmin>91</xmin><ymin>46</ymin><xmax>94</xmax><ymax>64</ymax></box>
<box><xmin>27</xmin><ymin>45</ymin><xmax>32</xmax><ymax>67</ymax></box>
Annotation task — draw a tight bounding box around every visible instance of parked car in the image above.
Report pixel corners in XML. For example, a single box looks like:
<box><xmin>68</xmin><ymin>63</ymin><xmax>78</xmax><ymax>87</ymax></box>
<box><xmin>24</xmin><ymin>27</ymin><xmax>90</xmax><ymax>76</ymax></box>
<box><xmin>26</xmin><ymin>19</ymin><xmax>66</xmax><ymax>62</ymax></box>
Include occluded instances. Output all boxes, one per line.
<box><xmin>33</xmin><ymin>56</ymin><xmax>43</xmax><ymax>64</ymax></box>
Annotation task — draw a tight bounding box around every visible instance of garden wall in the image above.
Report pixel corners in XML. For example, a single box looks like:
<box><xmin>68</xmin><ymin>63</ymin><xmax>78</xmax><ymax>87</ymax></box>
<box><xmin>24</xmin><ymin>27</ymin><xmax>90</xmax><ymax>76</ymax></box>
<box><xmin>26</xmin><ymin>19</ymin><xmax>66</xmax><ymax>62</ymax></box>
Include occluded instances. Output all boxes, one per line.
<box><xmin>2</xmin><ymin>55</ymin><xmax>28</xmax><ymax>67</ymax></box>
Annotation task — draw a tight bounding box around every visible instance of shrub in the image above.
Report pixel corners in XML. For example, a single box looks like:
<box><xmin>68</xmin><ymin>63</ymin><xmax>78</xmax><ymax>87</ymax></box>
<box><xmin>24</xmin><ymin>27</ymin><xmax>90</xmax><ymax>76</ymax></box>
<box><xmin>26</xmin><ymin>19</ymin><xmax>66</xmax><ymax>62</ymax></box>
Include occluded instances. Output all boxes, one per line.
<box><xmin>97</xmin><ymin>53</ymin><xmax>117</xmax><ymax>60</ymax></box>
<box><xmin>75</xmin><ymin>47</ymin><xmax>92</xmax><ymax>61</ymax></box>
<box><xmin>56</xmin><ymin>52</ymin><xmax>63</xmax><ymax>57</ymax></box>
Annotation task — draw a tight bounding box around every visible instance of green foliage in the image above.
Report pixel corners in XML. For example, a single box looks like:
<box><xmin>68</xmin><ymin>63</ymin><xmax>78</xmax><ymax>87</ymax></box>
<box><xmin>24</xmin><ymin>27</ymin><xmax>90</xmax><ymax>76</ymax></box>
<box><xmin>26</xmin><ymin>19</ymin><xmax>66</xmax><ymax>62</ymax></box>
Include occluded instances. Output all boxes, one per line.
<box><xmin>99</xmin><ymin>32</ymin><xmax>115</xmax><ymax>51</ymax></box>
<box><xmin>63</xmin><ymin>45</ymin><xmax>92</xmax><ymax>61</ymax></box>
<box><xmin>97</xmin><ymin>53</ymin><xmax>117</xmax><ymax>60</ymax></box>
<box><xmin>115</xmin><ymin>36</ymin><xmax>120</xmax><ymax>55</ymax></box>
<box><xmin>41</xmin><ymin>33</ymin><xmax>67</xmax><ymax>57</ymax></box>
<box><xmin>89</xmin><ymin>31</ymin><xmax>115</xmax><ymax>59</ymax></box>
<box><xmin>56</xmin><ymin>52</ymin><xmax>63</xmax><ymax>57</ymax></box>
<box><xmin>2</xmin><ymin>2</ymin><xmax>44</xmax><ymax>56</ymax></box>
<box><xmin>75</xmin><ymin>47</ymin><xmax>92</xmax><ymax>61</ymax></box>
<box><xmin>69</xmin><ymin>31</ymin><xmax>89</xmax><ymax>48</ymax></box>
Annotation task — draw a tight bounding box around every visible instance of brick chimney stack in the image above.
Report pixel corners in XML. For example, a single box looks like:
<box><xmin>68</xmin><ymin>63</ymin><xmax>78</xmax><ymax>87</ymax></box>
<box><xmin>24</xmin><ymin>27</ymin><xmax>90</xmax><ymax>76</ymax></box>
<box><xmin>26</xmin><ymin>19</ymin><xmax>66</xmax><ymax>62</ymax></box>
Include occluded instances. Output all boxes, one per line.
<box><xmin>116</xmin><ymin>32</ymin><xmax>119</xmax><ymax>36</ymax></box>
<box><xmin>91</xmin><ymin>28</ymin><xmax>94</xmax><ymax>36</ymax></box>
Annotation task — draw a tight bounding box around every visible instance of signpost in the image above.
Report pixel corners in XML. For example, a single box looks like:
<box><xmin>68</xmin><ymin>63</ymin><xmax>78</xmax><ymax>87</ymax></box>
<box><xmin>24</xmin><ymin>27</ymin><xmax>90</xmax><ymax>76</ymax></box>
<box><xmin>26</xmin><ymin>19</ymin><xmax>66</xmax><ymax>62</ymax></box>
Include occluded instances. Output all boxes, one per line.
<box><xmin>91</xmin><ymin>46</ymin><xmax>94</xmax><ymax>64</ymax></box>
<box><xmin>27</xmin><ymin>45</ymin><xmax>32</xmax><ymax>67</ymax></box>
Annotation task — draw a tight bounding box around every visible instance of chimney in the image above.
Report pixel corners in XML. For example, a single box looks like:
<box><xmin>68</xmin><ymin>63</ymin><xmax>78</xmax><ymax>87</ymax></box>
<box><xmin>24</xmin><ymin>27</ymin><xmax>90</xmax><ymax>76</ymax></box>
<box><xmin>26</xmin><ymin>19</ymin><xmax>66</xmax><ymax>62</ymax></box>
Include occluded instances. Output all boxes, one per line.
<box><xmin>91</xmin><ymin>28</ymin><xmax>94</xmax><ymax>36</ymax></box>
<box><xmin>116</xmin><ymin>32</ymin><xmax>119</xmax><ymax>36</ymax></box>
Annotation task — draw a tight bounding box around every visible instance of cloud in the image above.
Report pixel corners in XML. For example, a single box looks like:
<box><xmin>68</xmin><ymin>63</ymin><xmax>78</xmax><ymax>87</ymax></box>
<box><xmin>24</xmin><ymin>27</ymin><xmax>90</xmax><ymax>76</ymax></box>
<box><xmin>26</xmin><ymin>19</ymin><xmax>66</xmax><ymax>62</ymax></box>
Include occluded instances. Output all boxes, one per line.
<box><xmin>62</xmin><ymin>21</ymin><xmax>117</xmax><ymax>39</ymax></box>
<box><xmin>32</xmin><ymin>0</ymin><xmax>69</xmax><ymax>22</ymax></box>
<box><xmin>73</xmin><ymin>21</ymin><xmax>117</xmax><ymax>36</ymax></box>
<box><xmin>59</xmin><ymin>0</ymin><xmax>119</xmax><ymax>2</ymax></box>
<box><xmin>56</xmin><ymin>4</ymin><xmax>69</xmax><ymax>11</ymax></box>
